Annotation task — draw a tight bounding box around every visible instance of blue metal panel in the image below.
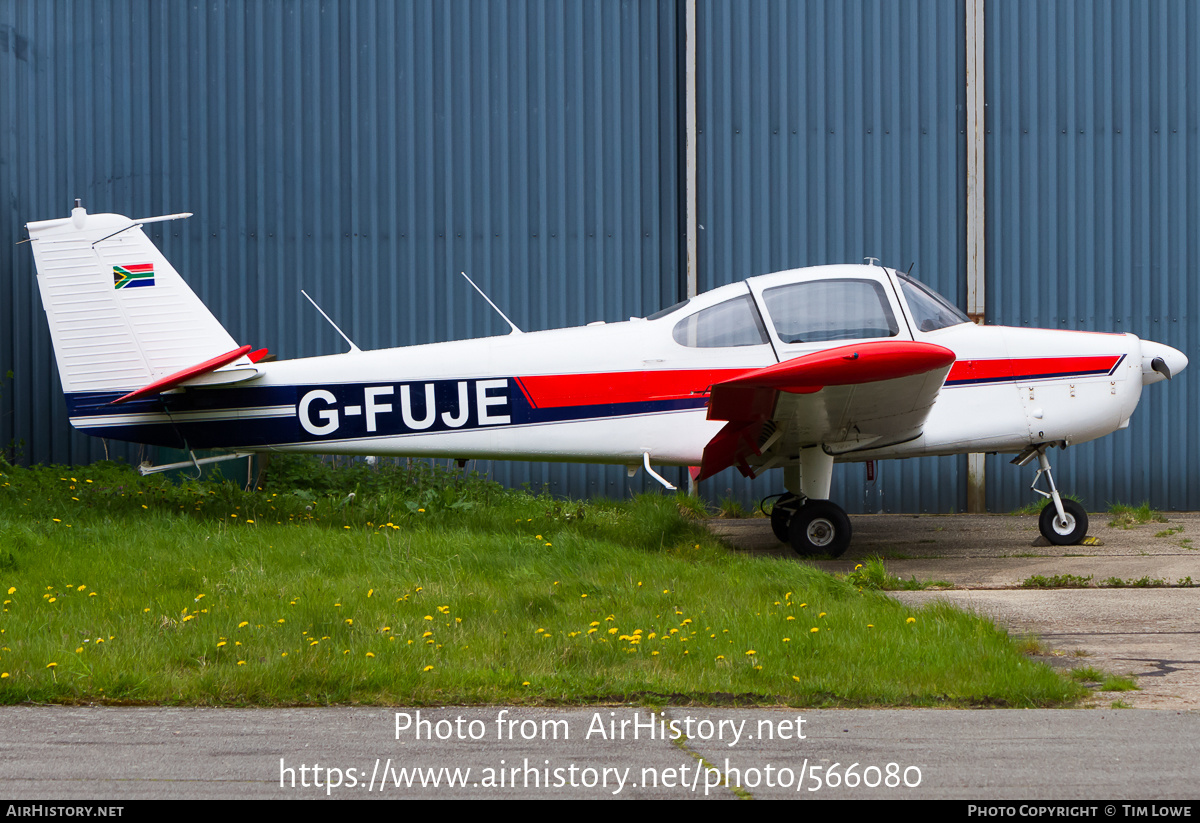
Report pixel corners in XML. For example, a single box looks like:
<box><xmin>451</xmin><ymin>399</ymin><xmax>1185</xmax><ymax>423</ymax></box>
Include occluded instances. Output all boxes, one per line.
<box><xmin>985</xmin><ymin>0</ymin><xmax>1200</xmax><ymax>512</ymax></box>
<box><xmin>0</xmin><ymin>0</ymin><xmax>683</xmax><ymax>498</ymax></box>
<box><xmin>695</xmin><ymin>0</ymin><xmax>967</xmax><ymax>512</ymax></box>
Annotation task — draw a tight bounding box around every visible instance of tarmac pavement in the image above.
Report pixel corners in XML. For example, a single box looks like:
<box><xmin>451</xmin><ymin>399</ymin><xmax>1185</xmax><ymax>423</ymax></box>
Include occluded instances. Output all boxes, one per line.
<box><xmin>709</xmin><ymin>511</ymin><xmax>1200</xmax><ymax>710</ymax></box>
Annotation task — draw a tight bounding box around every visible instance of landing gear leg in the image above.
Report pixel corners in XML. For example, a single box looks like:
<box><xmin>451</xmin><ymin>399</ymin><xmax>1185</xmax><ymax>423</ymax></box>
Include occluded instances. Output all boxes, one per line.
<box><xmin>770</xmin><ymin>493</ymin><xmax>802</xmax><ymax>543</ymax></box>
<box><xmin>776</xmin><ymin>449</ymin><xmax>852</xmax><ymax>557</ymax></box>
<box><xmin>1016</xmin><ymin>445</ymin><xmax>1089</xmax><ymax>545</ymax></box>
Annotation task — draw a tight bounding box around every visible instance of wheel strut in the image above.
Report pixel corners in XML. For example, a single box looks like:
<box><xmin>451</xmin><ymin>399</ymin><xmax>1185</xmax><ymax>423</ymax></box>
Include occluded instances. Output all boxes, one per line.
<box><xmin>1013</xmin><ymin>444</ymin><xmax>1089</xmax><ymax>545</ymax></box>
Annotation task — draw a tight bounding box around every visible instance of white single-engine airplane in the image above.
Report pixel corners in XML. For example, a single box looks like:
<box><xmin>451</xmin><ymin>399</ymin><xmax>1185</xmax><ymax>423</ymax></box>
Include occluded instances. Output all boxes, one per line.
<box><xmin>26</xmin><ymin>204</ymin><xmax>1187</xmax><ymax>557</ymax></box>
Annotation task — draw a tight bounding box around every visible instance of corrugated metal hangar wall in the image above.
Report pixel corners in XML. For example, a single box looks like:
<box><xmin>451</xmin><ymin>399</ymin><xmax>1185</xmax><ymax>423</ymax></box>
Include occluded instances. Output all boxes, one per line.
<box><xmin>2</xmin><ymin>0</ymin><xmax>1197</xmax><ymax>513</ymax></box>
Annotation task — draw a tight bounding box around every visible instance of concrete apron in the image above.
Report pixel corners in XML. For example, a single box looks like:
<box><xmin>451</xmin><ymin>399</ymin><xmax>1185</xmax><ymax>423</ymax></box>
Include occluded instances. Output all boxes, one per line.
<box><xmin>708</xmin><ymin>512</ymin><xmax>1200</xmax><ymax>710</ymax></box>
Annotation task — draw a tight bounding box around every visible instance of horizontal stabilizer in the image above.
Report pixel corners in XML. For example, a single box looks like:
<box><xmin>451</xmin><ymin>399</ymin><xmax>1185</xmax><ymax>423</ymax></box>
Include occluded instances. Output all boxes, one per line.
<box><xmin>110</xmin><ymin>345</ymin><xmax>255</xmax><ymax>405</ymax></box>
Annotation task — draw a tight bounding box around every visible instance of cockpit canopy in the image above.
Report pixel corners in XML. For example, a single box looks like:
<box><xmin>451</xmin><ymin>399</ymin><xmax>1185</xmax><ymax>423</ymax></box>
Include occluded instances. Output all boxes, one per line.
<box><xmin>654</xmin><ymin>266</ymin><xmax>968</xmax><ymax>348</ymax></box>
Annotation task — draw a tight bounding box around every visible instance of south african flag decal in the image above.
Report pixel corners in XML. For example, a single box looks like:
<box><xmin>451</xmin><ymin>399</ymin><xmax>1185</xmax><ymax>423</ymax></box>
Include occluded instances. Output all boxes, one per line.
<box><xmin>114</xmin><ymin>263</ymin><xmax>155</xmax><ymax>289</ymax></box>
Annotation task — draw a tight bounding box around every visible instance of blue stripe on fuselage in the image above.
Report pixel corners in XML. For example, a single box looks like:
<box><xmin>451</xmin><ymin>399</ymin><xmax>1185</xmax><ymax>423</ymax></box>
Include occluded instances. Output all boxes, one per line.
<box><xmin>64</xmin><ymin>378</ymin><xmax>710</xmax><ymax>449</ymax></box>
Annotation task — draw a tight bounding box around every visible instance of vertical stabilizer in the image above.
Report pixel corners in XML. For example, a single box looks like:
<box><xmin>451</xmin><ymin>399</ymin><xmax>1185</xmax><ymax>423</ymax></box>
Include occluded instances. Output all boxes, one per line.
<box><xmin>26</xmin><ymin>205</ymin><xmax>243</xmax><ymax>394</ymax></box>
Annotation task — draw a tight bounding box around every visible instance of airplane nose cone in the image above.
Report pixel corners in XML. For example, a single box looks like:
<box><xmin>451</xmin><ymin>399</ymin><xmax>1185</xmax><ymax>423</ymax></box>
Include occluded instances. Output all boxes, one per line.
<box><xmin>1141</xmin><ymin>340</ymin><xmax>1188</xmax><ymax>385</ymax></box>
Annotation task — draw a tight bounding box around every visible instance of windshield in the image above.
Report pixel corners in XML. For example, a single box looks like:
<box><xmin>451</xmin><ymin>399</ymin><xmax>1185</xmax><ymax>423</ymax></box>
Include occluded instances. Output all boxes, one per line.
<box><xmin>761</xmin><ymin>279</ymin><xmax>899</xmax><ymax>344</ymax></box>
<box><xmin>898</xmin><ymin>274</ymin><xmax>970</xmax><ymax>332</ymax></box>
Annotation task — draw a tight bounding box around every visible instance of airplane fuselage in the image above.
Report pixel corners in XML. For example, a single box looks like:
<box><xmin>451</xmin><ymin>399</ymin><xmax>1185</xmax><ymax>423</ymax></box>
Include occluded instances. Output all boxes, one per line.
<box><xmin>64</xmin><ymin>267</ymin><xmax>1165</xmax><ymax>471</ymax></box>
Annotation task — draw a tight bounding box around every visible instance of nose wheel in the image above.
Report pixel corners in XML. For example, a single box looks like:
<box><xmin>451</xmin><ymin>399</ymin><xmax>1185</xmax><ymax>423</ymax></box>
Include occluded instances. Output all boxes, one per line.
<box><xmin>1014</xmin><ymin>444</ymin><xmax>1090</xmax><ymax>545</ymax></box>
<box><xmin>1039</xmin><ymin>498</ymin><xmax>1088</xmax><ymax>545</ymax></box>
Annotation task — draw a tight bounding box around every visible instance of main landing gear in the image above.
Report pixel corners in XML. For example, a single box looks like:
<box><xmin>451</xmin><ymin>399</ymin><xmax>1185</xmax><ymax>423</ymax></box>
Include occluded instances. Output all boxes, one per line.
<box><xmin>767</xmin><ymin>448</ymin><xmax>852</xmax><ymax>558</ymax></box>
<box><xmin>1013</xmin><ymin>444</ymin><xmax>1089</xmax><ymax>545</ymax></box>
<box><xmin>768</xmin><ymin>492</ymin><xmax>852</xmax><ymax>558</ymax></box>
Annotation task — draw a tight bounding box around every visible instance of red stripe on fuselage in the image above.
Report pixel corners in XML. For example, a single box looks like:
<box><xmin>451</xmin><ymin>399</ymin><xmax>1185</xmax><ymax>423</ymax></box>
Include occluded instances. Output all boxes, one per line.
<box><xmin>517</xmin><ymin>369</ymin><xmax>746</xmax><ymax>409</ymax></box>
<box><xmin>947</xmin><ymin>355</ymin><xmax>1122</xmax><ymax>385</ymax></box>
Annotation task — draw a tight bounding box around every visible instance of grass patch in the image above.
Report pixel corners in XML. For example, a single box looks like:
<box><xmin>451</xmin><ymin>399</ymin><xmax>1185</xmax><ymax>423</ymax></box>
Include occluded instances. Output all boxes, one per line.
<box><xmin>844</xmin><ymin>557</ymin><xmax>951</xmax><ymax>591</ymax></box>
<box><xmin>0</xmin><ymin>458</ymin><xmax>1082</xmax><ymax>708</ymax></box>
<box><xmin>1020</xmin><ymin>574</ymin><xmax>1094</xmax><ymax>589</ymax></box>
<box><xmin>1068</xmin><ymin>666</ymin><xmax>1139</xmax><ymax>692</ymax></box>
<box><xmin>1108</xmin><ymin>502</ymin><xmax>1167</xmax><ymax>529</ymax></box>
<box><xmin>1101</xmin><ymin>575</ymin><xmax>1170</xmax><ymax>588</ymax></box>
<box><xmin>717</xmin><ymin>496</ymin><xmax>749</xmax><ymax>519</ymax></box>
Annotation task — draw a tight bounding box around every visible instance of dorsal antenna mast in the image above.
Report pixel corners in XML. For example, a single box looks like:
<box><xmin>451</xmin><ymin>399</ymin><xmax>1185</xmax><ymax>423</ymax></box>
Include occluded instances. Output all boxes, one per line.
<box><xmin>459</xmin><ymin>271</ymin><xmax>522</xmax><ymax>334</ymax></box>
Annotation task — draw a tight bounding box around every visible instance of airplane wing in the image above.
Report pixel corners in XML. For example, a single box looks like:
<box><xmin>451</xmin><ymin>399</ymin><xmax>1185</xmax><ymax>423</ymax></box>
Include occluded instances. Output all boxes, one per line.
<box><xmin>696</xmin><ymin>341</ymin><xmax>956</xmax><ymax>481</ymax></box>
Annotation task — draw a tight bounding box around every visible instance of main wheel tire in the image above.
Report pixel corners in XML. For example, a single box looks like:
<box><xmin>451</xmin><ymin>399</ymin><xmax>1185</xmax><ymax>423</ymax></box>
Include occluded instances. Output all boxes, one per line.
<box><xmin>770</xmin><ymin>493</ymin><xmax>802</xmax><ymax>543</ymax></box>
<box><xmin>788</xmin><ymin>500</ymin><xmax>852</xmax><ymax>558</ymax></box>
<box><xmin>1038</xmin><ymin>499</ymin><xmax>1089</xmax><ymax>545</ymax></box>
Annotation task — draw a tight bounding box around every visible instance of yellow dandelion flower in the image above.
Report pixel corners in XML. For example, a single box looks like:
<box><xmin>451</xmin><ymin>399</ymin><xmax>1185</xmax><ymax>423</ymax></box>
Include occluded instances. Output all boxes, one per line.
<box><xmin>238</xmin><ymin>621</ymin><xmax>248</xmax><ymax>628</ymax></box>
<box><xmin>786</xmin><ymin>615</ymin><xmax>795</xmax><ymax>621</ymax></box>
<box><xmin>424</xmin><ymin>615</ymin><xmax>433</xmax><ymax>621</ymax></box>
<box><xmin>366</xmin><ymin>652</ymin><xmax>375</xmax><ymax>658</ymax></box>
<box><xmin>237</xmin><ymin>660</ymin><xmax>246</xmax><ymax>665</ymax></box>
<box><xmin>217</xmin><ymin>641</ymin><xmax>227</xmax><ymax>648</ymax></box>
<box><xmin>75</xmin><ymin>647</ymin><xmax>83</xmax><ymax>654</ymax></box>
<box><xmin>906</xmin><ymin>617</ymin><xmax>916</xmax><ymax>624</ymax></box>
<box><xmin>277</xmin><ymin>619</ymin><xmax>285</xmax><ymax>624</ymax></box>
<box><xmin>48</xmin><ymin>597</ymin><xmax>56</xmax><ymax>603</ymax></box>
<box><xmin>745</xmin><ymin>650</ymin><xmax>756</xmax><ymax>656</ymax></box>
<box><xmin>6</xmin><ymin>587</ymin><xmax>13</xmax><ymax>595</ymax></box>
<box><xmin>310</xmin><ymin>641</ymin><xmax>319</xmax><ymax>647</ymax></box>
<box><xmin>77</xmin><ymin>585</ymin><xmax>86</xmax><ymax>592</ymax></box>
<box><xmin>88</xmin><ymin>592</ymin><xmax>97</xmax><ymax>597</ymax></box>
<box><xmin>345</xmin><ymin>618</ymin><xmax>353</xmax><ymax>625</ymax></box>
<box><xmin>783</xmin><ymin>638</ymin><xmax>791</xmax><ymax>642</ymax></box>
<box><xmin>580</xmin><ymin>593</ymin><xmax>587</xmax><ymax>598</ymax></box>
<box><xmin>810</xmin><ymin>627</ymin><xmax>819</xmax><ymax>633</ymax></box>
<box><xmin>818</xmin><ymin>612</ymin><xmax>826</xmax><ymax>618</ymax></box>
<box><xmin>792</xmin><ymin>675</ymin><xmax>800</xmax><ymax>682</ymax></box>
<box><xmin>46</xmin><ymin>662</ymin><xmax>57</xmax><ymax>668</ymax></box>
<box><xmin>716</xmin><ymin>655</ymin><xmax>725</xmax><ymax>661</ymax></box>
<box><xmin>0</xmin><ymin>673</ymin><xmax>7</xmax><ymax>679</ymax></box>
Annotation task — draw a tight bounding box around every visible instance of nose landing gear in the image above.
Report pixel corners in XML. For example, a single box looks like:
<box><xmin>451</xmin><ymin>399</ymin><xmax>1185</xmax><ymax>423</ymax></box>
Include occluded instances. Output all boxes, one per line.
<box><xmin>1013</xmin><ymin>444</ymin><xmax>1090</xmax><ymax>545</ymax></box>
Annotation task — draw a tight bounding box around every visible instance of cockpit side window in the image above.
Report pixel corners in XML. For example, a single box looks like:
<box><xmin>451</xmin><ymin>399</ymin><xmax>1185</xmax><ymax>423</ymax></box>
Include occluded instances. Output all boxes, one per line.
<box><xmin>672</xmin><ymin>294</ymin><xmax>770</xmax><ymax>348</ymax></box>
<box><xmin>761</xmin><ymin>279</ymin><xmax>899</xmax><ymax>344</ymax></box>
<box><xmin>898</xmin><ymin>274</ymin><xmax>970</xmax><ymax>332</ymax></box>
